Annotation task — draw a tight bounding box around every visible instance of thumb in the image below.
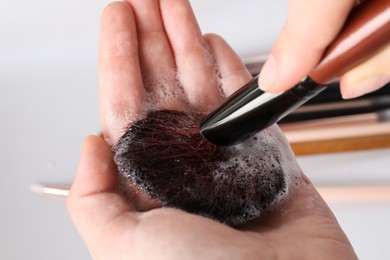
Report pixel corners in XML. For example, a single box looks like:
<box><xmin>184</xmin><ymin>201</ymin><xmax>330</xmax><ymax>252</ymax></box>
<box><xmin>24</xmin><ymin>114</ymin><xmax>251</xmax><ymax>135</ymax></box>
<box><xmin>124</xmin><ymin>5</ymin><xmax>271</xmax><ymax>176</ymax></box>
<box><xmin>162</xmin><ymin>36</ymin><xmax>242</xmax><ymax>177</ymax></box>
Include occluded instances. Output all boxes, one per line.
<box><xmin>66</xmin><ymin>135</ymin><xmax>136</xmax><ymax>252</ymax></box>
<box><xmin>259</xmin><ymin>0</ymin><xmax>355</xmax><ymax>93</ymax></box>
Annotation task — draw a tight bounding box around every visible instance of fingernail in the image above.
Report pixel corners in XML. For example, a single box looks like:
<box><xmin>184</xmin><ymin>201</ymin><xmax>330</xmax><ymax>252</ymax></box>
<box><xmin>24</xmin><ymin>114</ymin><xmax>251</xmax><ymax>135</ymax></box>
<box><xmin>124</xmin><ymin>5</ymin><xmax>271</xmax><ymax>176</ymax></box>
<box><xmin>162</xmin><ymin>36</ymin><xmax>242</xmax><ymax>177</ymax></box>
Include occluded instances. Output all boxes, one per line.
<box><xmin>342</xmin><ymin>75</ymin><xmax>390</xmax><ymax>99</ymax></box>
<box><xmin>259</xmin><ymin>54</ymin><xmax>277</xmax><ymax>91</ymax></box>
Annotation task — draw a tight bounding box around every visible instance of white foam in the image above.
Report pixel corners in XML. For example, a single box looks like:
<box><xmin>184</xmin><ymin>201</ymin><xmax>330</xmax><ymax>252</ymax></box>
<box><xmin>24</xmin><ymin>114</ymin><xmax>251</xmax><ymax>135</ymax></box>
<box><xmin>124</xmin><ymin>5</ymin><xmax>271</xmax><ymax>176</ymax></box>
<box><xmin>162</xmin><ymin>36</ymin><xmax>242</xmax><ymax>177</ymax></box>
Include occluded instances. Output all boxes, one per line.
<box><xmin>141</xmin><ymin>70</ymin><xmax>190</xmax><ymax>113</ymax></box>
<box><xmin>210</xmin><ymin>124</ymin><xmax>304</xmax><ymax>223</ymax></box>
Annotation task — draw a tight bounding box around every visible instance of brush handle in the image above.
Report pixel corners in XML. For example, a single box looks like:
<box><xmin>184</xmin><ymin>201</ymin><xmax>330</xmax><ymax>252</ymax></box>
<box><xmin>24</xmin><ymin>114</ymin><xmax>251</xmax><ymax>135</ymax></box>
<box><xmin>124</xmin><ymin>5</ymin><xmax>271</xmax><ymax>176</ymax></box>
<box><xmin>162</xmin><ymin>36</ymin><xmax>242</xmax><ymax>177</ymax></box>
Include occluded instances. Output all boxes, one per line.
<box><xmin>200</xmin><ymin>0</ymin><xmax>390</xmax><ymax>146</ymax></box>
<box><xmin>310</xmin><ymin>0</ymin><xmax>390</xmax><ymax>84</ymax></box>
<box><xmin>200</xmin><ymin>76</ymin><xmax>326</xmax><ymax>146</ymax></box>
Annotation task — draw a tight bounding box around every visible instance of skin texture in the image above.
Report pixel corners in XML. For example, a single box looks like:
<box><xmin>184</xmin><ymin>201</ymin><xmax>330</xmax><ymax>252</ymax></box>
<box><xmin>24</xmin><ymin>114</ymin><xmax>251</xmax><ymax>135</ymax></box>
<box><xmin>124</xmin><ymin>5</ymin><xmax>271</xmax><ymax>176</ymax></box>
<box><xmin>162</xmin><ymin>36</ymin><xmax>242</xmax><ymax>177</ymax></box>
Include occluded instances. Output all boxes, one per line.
<box><xmin>67</xmin><ymin>0</ymin><xmax>358</xmax><ymax>259</ymax></box>
<box><xmin>259</xmin><ymin>0</ymin><xmax>390</xmax><ymax>99</ymax></box>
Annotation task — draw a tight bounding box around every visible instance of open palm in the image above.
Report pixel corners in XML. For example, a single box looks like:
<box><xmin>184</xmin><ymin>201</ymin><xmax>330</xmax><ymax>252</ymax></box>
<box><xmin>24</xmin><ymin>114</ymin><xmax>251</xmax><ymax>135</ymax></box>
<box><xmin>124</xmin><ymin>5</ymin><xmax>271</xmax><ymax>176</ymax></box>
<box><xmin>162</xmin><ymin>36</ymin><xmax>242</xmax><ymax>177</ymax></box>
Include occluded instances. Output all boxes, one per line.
<box><xmin>67</xmin><ymin>0</ymin><xmax>357</xmax><ymax>259</ymax></box>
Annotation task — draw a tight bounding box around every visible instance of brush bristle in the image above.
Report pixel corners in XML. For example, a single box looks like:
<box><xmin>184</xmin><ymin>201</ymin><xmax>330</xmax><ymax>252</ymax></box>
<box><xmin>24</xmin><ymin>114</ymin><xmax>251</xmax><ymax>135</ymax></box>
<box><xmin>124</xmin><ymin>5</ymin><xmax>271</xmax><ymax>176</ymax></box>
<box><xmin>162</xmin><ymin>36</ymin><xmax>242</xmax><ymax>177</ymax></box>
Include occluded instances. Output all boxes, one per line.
<box><xmin>114</xmin><ymin>110</ymin><xmax>288</xmax><ymax>225</ymax></box>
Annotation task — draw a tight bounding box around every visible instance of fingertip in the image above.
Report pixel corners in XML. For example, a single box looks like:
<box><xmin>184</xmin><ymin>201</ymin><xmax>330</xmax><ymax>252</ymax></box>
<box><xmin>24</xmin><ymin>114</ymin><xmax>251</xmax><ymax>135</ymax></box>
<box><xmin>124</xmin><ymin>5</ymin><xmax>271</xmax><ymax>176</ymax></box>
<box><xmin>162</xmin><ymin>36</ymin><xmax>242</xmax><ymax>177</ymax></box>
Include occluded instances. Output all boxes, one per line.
<box><xmin>259</xmin><ymin>30</ymin><xmax>321</xmax><ymax>93</ymax></box>
<box><xmin>341</xmin><ymin>75</ymin><xmax>390</xmax><ymax>99</ymax></box>
<box><xmin>259</xmin><ymin>50</ymin><xmax>310</xmax><ymax>93</ymax></box>
<box><xmin>259</xmin><ymin>54</ymin><xmax>277</xmax><ymax>92</ymax></box>
<box><xmin>102</xmin><ymin>1</ymin><xmax>129</xmax><ymax>15</ymax></box>
<box><xmin>340</xmin><ymin>43</ymin><xmax>390</xmax><ymax>99</ymax></box>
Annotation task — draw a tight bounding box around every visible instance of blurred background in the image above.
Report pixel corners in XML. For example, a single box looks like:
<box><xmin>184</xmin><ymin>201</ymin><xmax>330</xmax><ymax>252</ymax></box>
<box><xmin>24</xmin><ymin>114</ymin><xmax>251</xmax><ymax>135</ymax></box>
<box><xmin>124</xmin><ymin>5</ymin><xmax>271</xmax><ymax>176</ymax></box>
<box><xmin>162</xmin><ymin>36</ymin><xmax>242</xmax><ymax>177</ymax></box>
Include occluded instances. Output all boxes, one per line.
<box><xmin>1</xmin><ymin>0</ymin><xmax>389</xmax><ymax>259</ymax></box>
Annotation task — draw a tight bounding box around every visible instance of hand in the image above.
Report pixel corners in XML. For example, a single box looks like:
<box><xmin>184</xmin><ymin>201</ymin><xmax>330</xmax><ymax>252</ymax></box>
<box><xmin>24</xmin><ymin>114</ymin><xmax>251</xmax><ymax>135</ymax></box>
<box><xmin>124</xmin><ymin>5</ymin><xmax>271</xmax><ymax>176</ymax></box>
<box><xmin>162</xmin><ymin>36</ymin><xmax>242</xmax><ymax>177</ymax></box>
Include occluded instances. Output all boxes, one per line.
<box><xmin>259</xmin><ymin>0</ymin><xmax>390</xmax><ymax>99</ymax></box>
<box><xmin>67</xmin><ymin>1</ymin><xmax>357</xmax><ymax>259</ymax></box>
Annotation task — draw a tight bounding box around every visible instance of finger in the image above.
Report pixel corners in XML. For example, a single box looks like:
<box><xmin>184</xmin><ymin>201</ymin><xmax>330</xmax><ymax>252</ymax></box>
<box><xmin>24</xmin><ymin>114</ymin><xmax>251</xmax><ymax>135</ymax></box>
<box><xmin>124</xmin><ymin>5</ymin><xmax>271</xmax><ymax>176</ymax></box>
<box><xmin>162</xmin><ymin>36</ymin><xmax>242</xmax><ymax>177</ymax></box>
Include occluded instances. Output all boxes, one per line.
<box><xmin>340</xmin><ymin>43</ymin><xmax>390</xmax><ymax>99</ymax></box>
<box><xmin>66</xmin><ymin>136</ymin><xmax>137</xmax><ymax>251</ymax></box>
<box><xmin>160</xmin><ymin>0</ymin><xmax>223</xmax><ymax>112</ymax></box>
<box><xmin>204</xmin><ymin>33</ymin><xmax>252</xmax><ymax>97</ymax></box>
<box><xmin>99</xmin><ymin>2</ymin><xmax>144</xmax><ymax>145</ymax></box>
<box><xmin>259</xmin><ymin>0</ymin><xmax>355</xmax><ymax>93</ymax></box>
<box><xmin>125</xmin><ymin>0</ymin><xmax>175</xmax><ymax>75</ymax></box>
<box><xmin>126</xmin><ymin>0</ymin><xmax>184</xmax><ymax>110</ymax></box>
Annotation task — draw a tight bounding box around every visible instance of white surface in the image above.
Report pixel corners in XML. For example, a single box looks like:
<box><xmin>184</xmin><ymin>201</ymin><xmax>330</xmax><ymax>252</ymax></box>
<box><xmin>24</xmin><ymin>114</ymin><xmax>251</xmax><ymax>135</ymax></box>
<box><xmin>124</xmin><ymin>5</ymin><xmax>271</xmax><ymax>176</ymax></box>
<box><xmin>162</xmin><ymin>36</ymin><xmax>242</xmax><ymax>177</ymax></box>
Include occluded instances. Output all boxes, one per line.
<box><xmin>1</xmin><ymin>0</ymin><xmax>107</xmax><ymax>259</ymax></box>
<box><xmin>1</xmin><ymin>0</ymin><xmax>389</xmax><ymax>259</ymax></box>
<box><xmin>191</xmin><ymin>0</ymin><xmax>287</xmax><ymax>59</ymax></box>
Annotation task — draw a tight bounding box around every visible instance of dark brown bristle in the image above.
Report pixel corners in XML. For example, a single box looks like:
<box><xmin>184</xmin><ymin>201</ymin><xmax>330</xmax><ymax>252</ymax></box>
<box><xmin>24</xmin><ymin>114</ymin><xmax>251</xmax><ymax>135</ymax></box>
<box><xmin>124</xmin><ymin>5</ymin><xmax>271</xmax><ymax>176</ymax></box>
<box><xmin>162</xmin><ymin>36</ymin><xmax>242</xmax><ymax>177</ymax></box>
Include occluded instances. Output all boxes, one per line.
<box><xmin>114</xmin><ymin>110</ymin><xmax>288</xmax><ymax>225</ymax></box>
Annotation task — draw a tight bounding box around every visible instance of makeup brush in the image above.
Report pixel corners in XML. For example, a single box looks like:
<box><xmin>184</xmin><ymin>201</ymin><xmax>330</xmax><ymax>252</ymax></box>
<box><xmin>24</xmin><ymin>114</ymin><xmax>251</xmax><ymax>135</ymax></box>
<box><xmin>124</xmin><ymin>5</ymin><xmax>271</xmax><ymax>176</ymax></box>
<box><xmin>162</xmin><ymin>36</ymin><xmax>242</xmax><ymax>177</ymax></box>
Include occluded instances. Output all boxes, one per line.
<box><xmin>200</xmin><ymin>0</ymin><xmax>390</xmax><ymax>146</ymax></box>
<box><xmin>114</xmin><ymin>110</ymin><xmax>302</xmax><ymax>225</ymax></box>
